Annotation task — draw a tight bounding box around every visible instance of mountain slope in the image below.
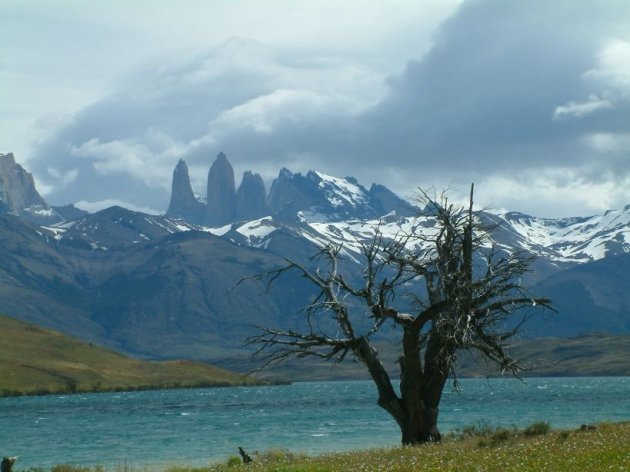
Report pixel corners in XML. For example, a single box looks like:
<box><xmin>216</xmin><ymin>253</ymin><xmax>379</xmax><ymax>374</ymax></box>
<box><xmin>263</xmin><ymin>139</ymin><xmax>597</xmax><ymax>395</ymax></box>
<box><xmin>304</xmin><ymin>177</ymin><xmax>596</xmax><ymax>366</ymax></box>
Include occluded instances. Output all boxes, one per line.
<box><xmin>0</xmin><ymin>315</ymin><xmax>258</xmax><ymax>396</ymax></box>
<box><xmin>1</xmin><ymin>151</ymin><xmax>630</xmax><ymax>370</ymax></box>
<box><xmin>0</xmin><ymin>211</ymin><xmax>315</xmax><ymax>360</ymax></box>
<box><xmin>495</xmin><ymin>208</ymin><xmax>630</xmax><ymax>263</ymax></box>
<box><xmin>526</xmin><ymin>252</ymin><xmax>630</xmax><ymax>336</ymax></box>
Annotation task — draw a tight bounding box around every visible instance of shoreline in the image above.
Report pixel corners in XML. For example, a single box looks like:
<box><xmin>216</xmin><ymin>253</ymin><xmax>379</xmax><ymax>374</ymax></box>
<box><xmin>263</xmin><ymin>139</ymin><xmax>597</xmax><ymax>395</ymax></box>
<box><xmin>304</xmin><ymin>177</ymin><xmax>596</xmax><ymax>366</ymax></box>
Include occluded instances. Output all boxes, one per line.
<box><xmin>3</xmin><ymin>373</ymin><xmax>629</xmax><ymax>399</ymax></box>
<box><xmin>11</xmin><ymin>421</ymin><xmax>629</xmax><ymax>471</ymax></box>
<box><xmin>0</xmin><ymin>374</ymin><xmax>630</xmax><ymax>399</ymax></box>
<box><xmin>0</xmin><ymin>378</ymin><xmax>290</xmax><ymax>399</ymax></box>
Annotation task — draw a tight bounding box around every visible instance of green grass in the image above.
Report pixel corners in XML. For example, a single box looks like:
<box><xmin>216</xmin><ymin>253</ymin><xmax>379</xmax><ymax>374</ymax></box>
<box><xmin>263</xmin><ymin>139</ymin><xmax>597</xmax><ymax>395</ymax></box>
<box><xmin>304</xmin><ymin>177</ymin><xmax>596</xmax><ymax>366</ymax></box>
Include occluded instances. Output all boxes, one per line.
<box><xmin>0</xmin><ymin>315</ymin><xmax>259</xmax><ymax>396</ymax></box>
<box><xmin>17</xmin><ymin>422</ymin><xmax>629</xmax><ymax>472</ymax></box>
<box><xmin>203</xmin><ymin>421</ymin><xmax>630</xmax><ymax>471</ymax></box>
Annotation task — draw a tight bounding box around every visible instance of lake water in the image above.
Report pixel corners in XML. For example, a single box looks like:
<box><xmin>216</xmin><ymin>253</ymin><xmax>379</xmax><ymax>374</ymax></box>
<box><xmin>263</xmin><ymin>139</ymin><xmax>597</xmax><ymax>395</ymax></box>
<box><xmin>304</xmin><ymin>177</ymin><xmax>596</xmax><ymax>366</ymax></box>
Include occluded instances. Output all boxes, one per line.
<box><xmin>1</xmin><ymin>377</ymin><xmax>629</xmax><ymax>469</ymax></box>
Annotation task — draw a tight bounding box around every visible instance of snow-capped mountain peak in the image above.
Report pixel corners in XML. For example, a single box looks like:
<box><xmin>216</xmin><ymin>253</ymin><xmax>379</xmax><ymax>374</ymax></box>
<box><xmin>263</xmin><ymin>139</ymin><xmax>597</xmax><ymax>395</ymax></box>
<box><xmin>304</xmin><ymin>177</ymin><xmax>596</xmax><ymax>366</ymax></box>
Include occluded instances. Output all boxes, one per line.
<box><xmin>495</xmin><ymin>207</ymin><xmax>630</xmax><ymax>262</ymax></box>
<box><xmin>308</xmin><ymin>171</ymin><xmax>369</xmax><ymax>209</ymax></box>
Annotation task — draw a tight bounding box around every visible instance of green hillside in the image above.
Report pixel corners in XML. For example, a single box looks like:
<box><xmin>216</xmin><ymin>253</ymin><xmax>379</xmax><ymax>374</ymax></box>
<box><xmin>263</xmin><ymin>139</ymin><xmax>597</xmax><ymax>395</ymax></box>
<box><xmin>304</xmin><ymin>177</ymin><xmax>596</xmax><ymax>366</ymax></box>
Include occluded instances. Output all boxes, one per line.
<box><xmin>0</xmin><ymin>315</ymin><xmax>258</xmax><ymax>396</ymax></box>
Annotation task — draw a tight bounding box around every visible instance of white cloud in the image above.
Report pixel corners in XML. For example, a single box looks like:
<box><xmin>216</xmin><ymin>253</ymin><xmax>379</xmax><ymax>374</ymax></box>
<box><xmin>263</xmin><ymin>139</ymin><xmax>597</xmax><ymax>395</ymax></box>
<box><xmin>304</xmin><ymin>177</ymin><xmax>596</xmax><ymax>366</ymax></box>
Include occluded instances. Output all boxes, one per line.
<box><xmin>556</xmin><ymin>39</ymin><xmax>630</xmax><ymax>121</ymax></box>
<box><xmin>207</xmin><ymin>89</ymin><xmax>351</xmax><ymax>136</ymax></box>
<box><xmin>584</xmin><ymin>39</ymin><xmax>630</xmax><ymax>98</ymax></box>
<box><xmin>553</xmin><ymin>95</ymin><xmax>613</xmax><ymax>120</ymax></box>
<box><xmin>46</xmin><ymin>166</ymin><xmax>79</xmax><ymax>186</ymax></box>
<box><xmin>474</xmin><ymin>169</ymin><xmax>629</xmax><ymax>218</ymax></box>
<box><xmin>69</xmin><ymin>132</ymin><xmax>183</xmax><ymax>191</ymax></box>
<box><xmin>585</xmin><ymin>132</ymin><xmax>630</xmax><ymax>154</ymax></box>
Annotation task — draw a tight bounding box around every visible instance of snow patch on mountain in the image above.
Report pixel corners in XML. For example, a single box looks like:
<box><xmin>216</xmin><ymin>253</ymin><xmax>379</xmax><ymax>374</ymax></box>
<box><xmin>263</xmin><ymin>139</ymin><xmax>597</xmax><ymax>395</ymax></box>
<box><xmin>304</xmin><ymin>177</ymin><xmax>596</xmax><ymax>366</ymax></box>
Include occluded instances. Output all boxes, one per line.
<box><xmin>235</xmin><ymin>217</ymin><xmax>276</xmax><ymax>246</ymax></box>
<box><xmin>313</xmin><ymin>172</ymin><xmax>368</xmax><ymax>209</ymax></box>
<box><xmin>498</xmin><ymin>207</ymin><xmax>630</xmax><ymax>262</ymax></box>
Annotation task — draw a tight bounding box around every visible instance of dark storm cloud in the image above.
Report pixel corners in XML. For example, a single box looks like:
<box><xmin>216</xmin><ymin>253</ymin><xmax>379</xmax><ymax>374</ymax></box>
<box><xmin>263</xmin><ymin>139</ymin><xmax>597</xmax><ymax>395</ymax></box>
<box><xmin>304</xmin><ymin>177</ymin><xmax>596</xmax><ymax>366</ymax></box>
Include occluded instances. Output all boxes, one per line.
<box><xmin>356</xmin><ymin>1</ymin><xmax>630</xmax><ymax>174</ymax></box>
<box><xmin>29</xmin><ymin>1</ymin><xmax>630</xmax><ymax>215</ymax></box>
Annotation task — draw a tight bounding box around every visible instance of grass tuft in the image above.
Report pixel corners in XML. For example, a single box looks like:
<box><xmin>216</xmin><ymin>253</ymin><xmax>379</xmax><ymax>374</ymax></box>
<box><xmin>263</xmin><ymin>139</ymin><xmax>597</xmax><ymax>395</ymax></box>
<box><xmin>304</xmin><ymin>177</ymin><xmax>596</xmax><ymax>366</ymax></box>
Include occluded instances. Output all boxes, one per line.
<box><xmin>523</xmin><ymin>420</ymin><xmax>551</xmax><ymax>437</ymax></box>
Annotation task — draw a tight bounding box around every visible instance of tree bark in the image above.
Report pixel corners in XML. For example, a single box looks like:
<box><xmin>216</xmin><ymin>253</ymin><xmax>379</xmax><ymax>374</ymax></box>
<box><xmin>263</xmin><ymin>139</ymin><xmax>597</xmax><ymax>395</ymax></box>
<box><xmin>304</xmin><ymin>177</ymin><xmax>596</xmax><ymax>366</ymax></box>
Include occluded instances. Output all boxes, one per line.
<box><xmin>397</xmin><ymin>326</ymin><xmax>444</xmax><ymax>444</ymax></box>
<box><xmin>354</xmin><ymin>338</ymin><xmax>405</xmax><ymax>427</ymax></box>
<box><xmin>399</xmin><ymin>406</ymin><xmax>441</xmax><ymax>444</ymax></box>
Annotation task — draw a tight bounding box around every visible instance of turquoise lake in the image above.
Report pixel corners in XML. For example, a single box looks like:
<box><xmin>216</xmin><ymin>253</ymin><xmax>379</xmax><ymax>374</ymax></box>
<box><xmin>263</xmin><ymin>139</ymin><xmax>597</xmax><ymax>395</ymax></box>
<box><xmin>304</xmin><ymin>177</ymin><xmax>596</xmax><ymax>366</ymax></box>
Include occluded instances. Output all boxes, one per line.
<box><xmin>1</xmin><ymin>377</ymin><xmax>629</xmax><ymax>469</ymax></box>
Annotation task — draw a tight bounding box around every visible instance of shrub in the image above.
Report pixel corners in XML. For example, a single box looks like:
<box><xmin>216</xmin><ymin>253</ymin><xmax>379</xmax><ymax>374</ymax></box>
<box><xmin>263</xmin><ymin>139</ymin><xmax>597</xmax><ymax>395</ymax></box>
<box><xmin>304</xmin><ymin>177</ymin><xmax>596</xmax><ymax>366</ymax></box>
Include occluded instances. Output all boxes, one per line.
<box><xmin>226</xmin><ymin>456</ymin><xmax>241</xmax><ymax>467</ymax></box>
<box><xmin>477</xmin><ymin>427</ymin><xmax>514</xmax><ymax>448</ymax></box>
<box><xmin>51</xmin><ymin>465</ymin><xmax>91</xmax><ymax>472</ymax></box>
<box><xmin>451</xmin><ymin>420</ymin><xmax>497</xmax><ymax>440</ymax></box>
<box><xmin>523</xmin><ymin>421</ymin><xmax>550</xmax><ymax>437</ymax></box>
<box><xmin>492</xmin><ymin>428</ymin><xmax>513</xmax><ymax>442</ymax></box>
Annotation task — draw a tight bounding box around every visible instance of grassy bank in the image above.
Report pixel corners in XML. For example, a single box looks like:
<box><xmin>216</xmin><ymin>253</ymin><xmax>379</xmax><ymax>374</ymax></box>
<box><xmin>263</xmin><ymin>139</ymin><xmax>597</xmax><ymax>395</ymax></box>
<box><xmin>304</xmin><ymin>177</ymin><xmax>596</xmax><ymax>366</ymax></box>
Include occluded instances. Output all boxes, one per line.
<box><xmin>201</xmin><ymin>421</ymin><xmax>629</xmax><ymax>471</ymax></box>
<box><xmin>25</xmin><ymin>421</ymin><xmax>629</xmax><ymax>471</ymax></box>
<box><xmin>0</xmin><ymin>315</ymin><xmax>259</xmax><ymax>397</ymax></box>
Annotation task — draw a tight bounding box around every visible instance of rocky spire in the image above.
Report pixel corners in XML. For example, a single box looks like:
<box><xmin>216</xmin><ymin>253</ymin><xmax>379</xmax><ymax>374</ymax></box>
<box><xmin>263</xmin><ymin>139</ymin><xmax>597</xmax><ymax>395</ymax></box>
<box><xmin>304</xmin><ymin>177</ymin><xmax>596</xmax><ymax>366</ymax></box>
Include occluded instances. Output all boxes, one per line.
<box><xmin>166</xmin><ymin>159</ymin><xmax>206</xmax><ymax>224</ymax></box>
<box><xmin>236</xmin><ymin>171</ymin><xmax>268</xmax><ymax>221</ymax></box>
<box><xmin>0</xmin><ymin>152</ymin><xmax>48</xmax><ymax>213</ymax></box>
<box><xmin>267</xmin><ymin>168</ymin><xmax>317</xmax><ymax>215</ymax></box>
<box><xmin>206</xmin><ymin>152</ymin><xmax>236</xmax><ymax>227</ymax></box>
<box><xmin>0</xmin><ymin>152</ymin><xmax>62</xmax><ymax>224</ymax></box>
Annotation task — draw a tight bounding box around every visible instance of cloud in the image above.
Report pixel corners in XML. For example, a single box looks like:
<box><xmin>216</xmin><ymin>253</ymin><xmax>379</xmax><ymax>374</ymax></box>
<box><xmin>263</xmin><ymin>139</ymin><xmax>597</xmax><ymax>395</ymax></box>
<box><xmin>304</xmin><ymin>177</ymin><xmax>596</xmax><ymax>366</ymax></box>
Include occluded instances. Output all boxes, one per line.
<box><xmin>474</xmin><ymin>169</ymin><xmax>630</xmax><ymax>218</ymax></box>
<box><xmin>585</xmin><ymin>132</ymin><xmax>630</xmax><ymax>155</ymax></box>
<box><xmin>553</xmin><ymin>95</ymin><xmax>613</xmax><ymax>120</ymax></box>
<box><xmin>69</xmin><ymin>131</ymin><xmax>180</xmax><ymax>189</ymax></box>
<box><xmin>25</xmin><ymin>0</ymin><xmax>630</xmax><ymax>217</ymax></box>
<box><xmin>583</xmin><ymin>39</ymin><xmax>630</xmax><ymax>98</ymax></box>
<box><xmin>44</xmin><ymin>166</ymin><xmax>78</xmax><ymax>187</ymax></box>
<box><xmin>28</xmin><ymin>37</ymin><xmax>385</xmax><ymax>207</ymax></box>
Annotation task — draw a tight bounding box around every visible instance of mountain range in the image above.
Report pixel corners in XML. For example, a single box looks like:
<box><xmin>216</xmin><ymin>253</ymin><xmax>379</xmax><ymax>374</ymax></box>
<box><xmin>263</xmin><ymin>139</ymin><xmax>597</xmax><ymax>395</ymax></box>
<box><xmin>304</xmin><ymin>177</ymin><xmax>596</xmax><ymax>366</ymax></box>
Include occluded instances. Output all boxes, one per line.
<box><xmin>1</xmin><ymin>151</ymin><xmax>629</xmax><ymax>369</ymax></box>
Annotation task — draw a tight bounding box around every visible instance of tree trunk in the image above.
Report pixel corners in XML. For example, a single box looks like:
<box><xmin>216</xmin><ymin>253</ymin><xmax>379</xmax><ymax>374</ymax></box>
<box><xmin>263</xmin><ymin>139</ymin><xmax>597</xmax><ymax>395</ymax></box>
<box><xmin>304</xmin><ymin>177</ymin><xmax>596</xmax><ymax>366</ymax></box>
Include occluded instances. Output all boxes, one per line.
<box><xmin>398</xmin><ymin>326</ymin><xmax>443</xmax><ymax>444</ymax></box>
<box><xmin>400</xmin><ymin>406</ymin><xmax>441</xmax><ymax>444</ymax></box>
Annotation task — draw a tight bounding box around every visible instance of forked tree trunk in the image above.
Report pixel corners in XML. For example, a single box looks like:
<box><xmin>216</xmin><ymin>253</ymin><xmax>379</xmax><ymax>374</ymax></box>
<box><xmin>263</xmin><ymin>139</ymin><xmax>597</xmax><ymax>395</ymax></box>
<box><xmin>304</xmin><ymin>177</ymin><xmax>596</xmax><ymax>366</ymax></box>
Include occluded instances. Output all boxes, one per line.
<box><xmin>397</xmin><ymin>373</ymin><xmax>444</xmax><ymax>444</ymax></box>
<box><xmin>396</xmin><ymin>326</ymin><xmax>446</xmax><ymax>444</ymax></box>
<box><xmin>399</xmin><ymin>405</ymin><xmax>441</xmax><ymax>444</ymax></box>
<box><xmin>355</xmin><ymin>327</ymin><xmax>448</xmax><ymax>445</ymax></box>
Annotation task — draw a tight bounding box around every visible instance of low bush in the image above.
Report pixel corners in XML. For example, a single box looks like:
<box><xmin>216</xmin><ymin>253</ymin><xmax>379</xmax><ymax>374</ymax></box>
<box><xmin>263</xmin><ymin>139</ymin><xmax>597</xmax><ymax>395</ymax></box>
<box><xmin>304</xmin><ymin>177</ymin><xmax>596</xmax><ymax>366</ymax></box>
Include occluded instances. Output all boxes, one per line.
<box><xmin>523</xmin><ymin>420</ymin><xmax>550</xmax><ymax>437</ymax></box>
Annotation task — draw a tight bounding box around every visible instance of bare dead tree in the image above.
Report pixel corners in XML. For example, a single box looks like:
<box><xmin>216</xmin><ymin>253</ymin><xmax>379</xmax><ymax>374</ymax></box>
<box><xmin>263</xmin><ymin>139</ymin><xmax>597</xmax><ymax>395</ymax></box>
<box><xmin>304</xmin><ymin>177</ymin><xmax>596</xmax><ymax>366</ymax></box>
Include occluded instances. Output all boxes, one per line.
<box><xmin>244</xmin><ymin>186</ymin><xmax>552</xmax><ymax>445</ymax></box>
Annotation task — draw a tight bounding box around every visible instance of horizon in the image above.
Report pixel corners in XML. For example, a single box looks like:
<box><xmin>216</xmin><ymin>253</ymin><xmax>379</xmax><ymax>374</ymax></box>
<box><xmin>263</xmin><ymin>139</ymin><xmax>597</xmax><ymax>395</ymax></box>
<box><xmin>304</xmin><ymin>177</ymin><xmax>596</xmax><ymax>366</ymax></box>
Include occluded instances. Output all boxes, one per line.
<box><xmin>2</xmin><ymin>1</ymin><xmax>630</xmax><ymax>218</ymax></box>
<box><xmin>6</xmin><ymin>148</ymin><xmax>630</xmax><ymax>220</ymax></box>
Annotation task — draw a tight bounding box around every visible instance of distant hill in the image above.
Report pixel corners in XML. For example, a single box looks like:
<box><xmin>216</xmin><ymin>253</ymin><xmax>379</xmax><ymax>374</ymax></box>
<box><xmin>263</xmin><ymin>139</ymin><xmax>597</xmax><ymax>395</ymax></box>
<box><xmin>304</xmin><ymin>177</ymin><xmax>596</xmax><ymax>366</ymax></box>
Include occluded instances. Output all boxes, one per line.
<box><xmin>0</xmin><ymin>315</ymin><xmax>259</xmax><ymax>396</ymax></box>
<box><xmin>237</xmin><ymin>333</ymin><xmax>630</xmax><ymax>382</ymax></box>
<box><xmin>457</xmin><ymin>333</ymin><xmax>630</xmax><ymax>377</ymax></box>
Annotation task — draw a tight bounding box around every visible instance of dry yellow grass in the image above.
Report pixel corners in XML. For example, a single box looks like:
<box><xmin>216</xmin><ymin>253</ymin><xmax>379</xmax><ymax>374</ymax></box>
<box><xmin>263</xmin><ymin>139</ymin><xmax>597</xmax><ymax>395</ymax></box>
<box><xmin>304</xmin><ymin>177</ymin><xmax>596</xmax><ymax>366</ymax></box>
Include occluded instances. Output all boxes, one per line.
<box><xmin>0</xmin><ymin>315</ymin><xmax>257</xmax><ymax>396</ymax></box>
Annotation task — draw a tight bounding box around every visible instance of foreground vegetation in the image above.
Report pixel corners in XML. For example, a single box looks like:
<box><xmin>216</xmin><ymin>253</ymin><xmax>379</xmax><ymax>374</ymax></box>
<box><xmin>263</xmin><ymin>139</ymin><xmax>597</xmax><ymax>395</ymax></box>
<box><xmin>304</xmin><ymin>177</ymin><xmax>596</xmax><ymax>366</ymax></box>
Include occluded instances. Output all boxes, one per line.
<box><xmin>202</xmin><ymin>422</ymin><xmax>629</xmax><ymax>471</ymax></box>
<box><xmin>21</xmin><ymin>421</ymin><xmax>629</xmax><ymax>471</ymax></box>
<box><xmin>0</xmin><ymin>315</ymin><xmax>258</xmax><ymax>396</ymax></box>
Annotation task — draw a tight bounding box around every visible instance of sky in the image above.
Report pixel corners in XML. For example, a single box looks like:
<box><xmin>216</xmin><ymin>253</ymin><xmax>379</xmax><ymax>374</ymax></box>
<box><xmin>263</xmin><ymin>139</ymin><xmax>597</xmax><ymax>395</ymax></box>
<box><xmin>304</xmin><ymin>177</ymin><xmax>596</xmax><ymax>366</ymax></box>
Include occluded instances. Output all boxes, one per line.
<box><xmin>2</xmin><ymin>0</ymin><xmax>630</xmax><ymax>217</ymax></box>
